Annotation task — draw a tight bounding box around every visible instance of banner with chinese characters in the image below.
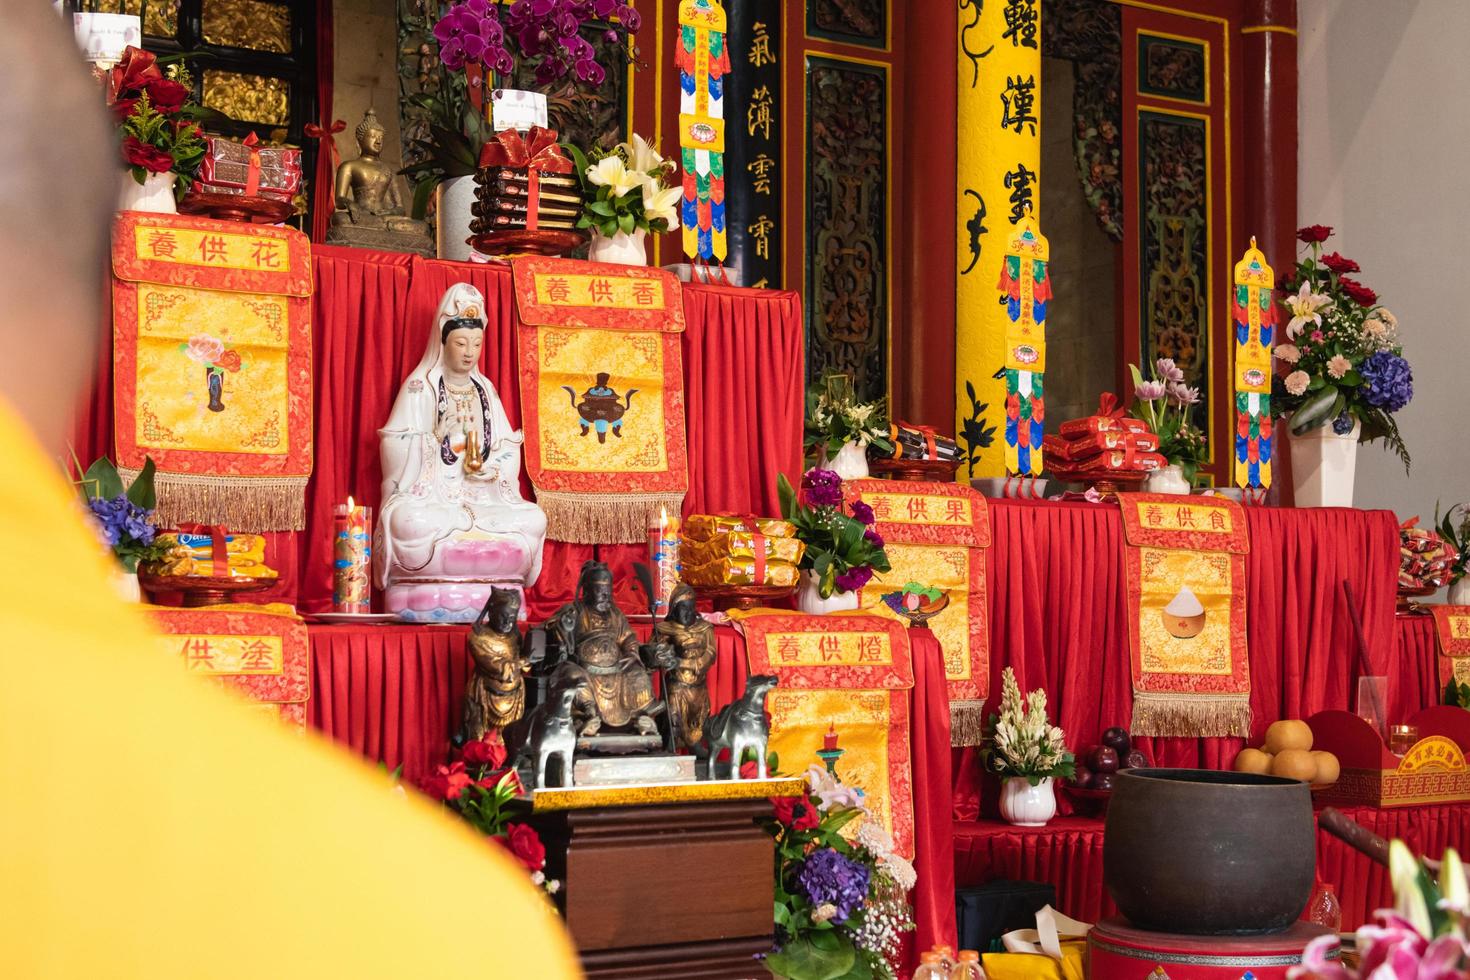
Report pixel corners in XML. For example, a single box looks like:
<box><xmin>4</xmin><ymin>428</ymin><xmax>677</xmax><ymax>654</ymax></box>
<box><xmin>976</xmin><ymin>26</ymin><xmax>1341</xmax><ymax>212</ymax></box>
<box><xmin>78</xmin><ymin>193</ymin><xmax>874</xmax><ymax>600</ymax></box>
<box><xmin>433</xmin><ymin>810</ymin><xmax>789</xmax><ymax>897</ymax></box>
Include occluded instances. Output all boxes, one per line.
<box><xmin>511</xmin><ymin>258</ymin><xmax>688</xmax><ymax>543</ymax></box>
<box><xmin>724</xmin><ymin>0</ymin><xmax>782</xmax><ymax>288</ymax></box>
<box><xmin>734</xmin><ymin>612</ymin><xmax>915</xmax><ymax>859</ymax></box>
<box><xmin>1118</xmin><ymin>493</ymin><xmax>1250</xmax><ymax>737</ymax></box>
<box><xmin>842</xmin><ymin>479</ymin><xmax>992</xmax><ymax>744</ymax></box>
<box><xmin>148</xmin><ymin>602</ymin><xmax>310</xmax><ymax>729</ymax></box>
<box><xmin>998</xmin><ymin>213</ymin><xmax>1050</xmax><ymax>476</ymax></box>
<box><xmin>1435</xmin><ymin>606</ymin><xmax>1470</xmax><ymax>693</ymax></box>
<box><xmin>112</xmin><ymin>213</ymin><xmax>313</xmax><ymax>531</ymax></box>
<box><xmin>955</xmin><ymin>0</ymin><xmax>1042</xmax><ymax>477</ymax></box>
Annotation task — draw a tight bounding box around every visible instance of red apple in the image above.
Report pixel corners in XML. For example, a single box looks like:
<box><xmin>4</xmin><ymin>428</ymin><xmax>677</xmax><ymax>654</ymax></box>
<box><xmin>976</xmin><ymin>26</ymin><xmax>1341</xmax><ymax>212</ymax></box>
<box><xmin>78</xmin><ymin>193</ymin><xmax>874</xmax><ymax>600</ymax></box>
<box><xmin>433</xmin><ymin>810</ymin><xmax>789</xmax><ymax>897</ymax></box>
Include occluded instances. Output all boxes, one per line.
<box><xmin>1101</xmin><ymin>726</ymin><xmax>1132</xmax><ymax>757</ymax></box>
<box><xmin>1091</xmin><ymin>745</ymin><xmax>1120</xmax><ymax>774</ymax></box>
<box><xmin>1125</xmin><ymin>749</ymin><xmax>1150</xmax><ymax>770</ymax></box>
<box><xmin>1071</xmin><ymin>764</ymin><xmax>1093</xmax><ymax>788</ymax></box>
<box><xmin>1091</xmin><ymin>772</ymin><xmax>1116</xmax><ymax>792</ymax></box>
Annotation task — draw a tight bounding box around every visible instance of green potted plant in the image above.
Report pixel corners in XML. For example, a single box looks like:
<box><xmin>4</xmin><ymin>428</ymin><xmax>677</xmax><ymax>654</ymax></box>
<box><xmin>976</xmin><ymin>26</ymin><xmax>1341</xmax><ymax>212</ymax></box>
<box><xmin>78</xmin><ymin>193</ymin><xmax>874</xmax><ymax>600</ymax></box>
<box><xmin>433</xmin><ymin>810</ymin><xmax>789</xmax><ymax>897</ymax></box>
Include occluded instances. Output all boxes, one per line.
<box><xmin>804</xmin><ymin>374</ymin><xmax>894</xmax><ymax>481</ymax></box>
<box><xmin>1438</xmin><ymin>502</ymin><xmax>1470</xmax><ymax>605</ymax></box>
<box><xmin>981</xmin><ymin>667</ymin><xmax>1075</xmax><ymax>827</ymax></box>
<box><xmin>72</xmin><ymin>455</ymin><xmax>170</xmax><ymax>600</ymax></box>
<box><xmin>1128</xmin><ymin>358</ymin><xmax>1207</xmax><ymax>493</ymax></box>
<box><xmin>563</xmin><ymin>133</ymin><xmax>681</xmax><ymax>265</ymax></box>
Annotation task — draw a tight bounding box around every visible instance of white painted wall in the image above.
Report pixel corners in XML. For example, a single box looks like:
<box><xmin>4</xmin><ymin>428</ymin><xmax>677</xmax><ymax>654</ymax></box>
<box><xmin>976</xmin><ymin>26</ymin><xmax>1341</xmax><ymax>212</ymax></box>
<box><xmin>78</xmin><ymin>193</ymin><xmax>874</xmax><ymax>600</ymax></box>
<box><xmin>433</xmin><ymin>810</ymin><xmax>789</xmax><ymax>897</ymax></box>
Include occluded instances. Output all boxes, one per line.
<box><xmin>1297</xmin><ymin>1</ymin><xmax>1470</xmax><ymax>528</ymax></box>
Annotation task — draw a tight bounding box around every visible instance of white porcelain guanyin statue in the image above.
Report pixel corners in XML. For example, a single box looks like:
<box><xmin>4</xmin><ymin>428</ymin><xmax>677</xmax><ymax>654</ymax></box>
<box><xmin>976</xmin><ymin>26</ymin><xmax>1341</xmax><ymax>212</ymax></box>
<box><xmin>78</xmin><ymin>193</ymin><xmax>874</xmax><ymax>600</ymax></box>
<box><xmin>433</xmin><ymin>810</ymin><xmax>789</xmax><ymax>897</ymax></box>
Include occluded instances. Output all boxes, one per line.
<box><xmin>375</xmin><ymin>283</ymin><xmax>547</xmax><ymax>622</ymax></box>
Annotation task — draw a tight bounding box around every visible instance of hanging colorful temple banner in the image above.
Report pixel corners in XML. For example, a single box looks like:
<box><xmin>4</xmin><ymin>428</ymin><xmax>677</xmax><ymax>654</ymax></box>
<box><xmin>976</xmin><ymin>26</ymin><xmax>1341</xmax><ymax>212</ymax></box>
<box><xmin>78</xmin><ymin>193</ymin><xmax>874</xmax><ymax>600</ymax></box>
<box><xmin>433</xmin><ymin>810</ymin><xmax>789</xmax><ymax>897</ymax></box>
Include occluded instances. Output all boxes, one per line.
<box><xmin>842</xmin><ymin>479</ymin><xmax>992</xmax><ymax>745</ymax></box>
<box><xmin>1118</xmin><ymin>493</ymin><xmax>1251</xmax><ymax>738</ymax></box>
<box><xmin>148</xmin><ymin>603</ymin><xmax>311</xmax><ymax>729</ymax></box>
<box><xmin>724</xmin><ymin>0</ymin><xmax>781</xmax><ymax>288</ymax></box>
<box><xmin>677</xmin><ymin>0</ymin><xmax>730</xmax><ymax>265</ymax></box>
<box><xmin>1232</xmin><ymin>237</ymin><xmax>1277</xmax><ymax>490</ymax></box>
<box><xmin>511</xmin><ymin>258</ymin><xmax>689</xmax><ymax>544</ymax></box>
<box><xmin>111</xmin><ymin>212</ymin><xmax>313</xmax><ymax>532</ymax></box>
<box><xmin>997</xmin><ymin>211</ymin><xmax>1051</xmax><ymax>476</ymax></box>
<box><xmin>734</xmin><ymin>611</ymin><xmax>915</xmax><ymax>860</ymax></box>
<box><xmin>955</xmin><ymin>0</ymin><xmax>1042</xmax><ymax>477</ymax></box>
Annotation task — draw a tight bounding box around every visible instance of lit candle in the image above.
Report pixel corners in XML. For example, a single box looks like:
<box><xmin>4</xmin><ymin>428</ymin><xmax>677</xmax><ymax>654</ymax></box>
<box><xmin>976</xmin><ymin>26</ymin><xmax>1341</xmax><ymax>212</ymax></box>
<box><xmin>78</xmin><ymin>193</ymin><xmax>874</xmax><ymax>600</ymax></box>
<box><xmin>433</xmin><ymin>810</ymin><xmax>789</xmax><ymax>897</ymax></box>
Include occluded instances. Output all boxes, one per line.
<box><xmin>333</xmin><ymin>496</ymin><xmax>372</xmax><ymax>614</ymax></box>
<box><xmin>648</xmin><ymin>505</ymin><xmax>681</xmax><ymax>616</ymax></box>
<box><xmin>823</xmin><ymin>724</ymin><xmax>839</xmax><ymax>751</ymax></box>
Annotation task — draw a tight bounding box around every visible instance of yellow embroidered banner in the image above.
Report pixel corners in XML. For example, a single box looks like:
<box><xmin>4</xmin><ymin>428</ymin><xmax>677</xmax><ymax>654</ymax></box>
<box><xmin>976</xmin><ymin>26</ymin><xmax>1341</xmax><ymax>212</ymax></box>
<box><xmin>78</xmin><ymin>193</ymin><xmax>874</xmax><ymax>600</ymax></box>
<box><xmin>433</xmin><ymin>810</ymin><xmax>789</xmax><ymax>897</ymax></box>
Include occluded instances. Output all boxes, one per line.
<box><xmin>955</xmin><ymin>0</ymin><xmax>1042</xmax><ymax>477</ymax></box>
<box><xmin>512</xmin><ymin>258</ymin><xmax>688</xmax><ymax>543</ymax></box>
<box><xmin>736</xmin><ymin>613</ymin><xmax>915</xmax><ymax>859</ymax></box>
<box><xmin>148</xmin><ymin>603</ymin><xmax>310</xmax><ymax>729</ymax></box>
<box><xmin>1119</xmin><ymin>493</ymin><xmax>1251</xmax><ymax>737</ymax></box>
<box><xmin>1434</xmin><ymin>606</ymin><xmax>1470</xmax><ymax>695</ymax></box>
<box><xmin>112</xmin><ymin>212</ymin><xmax>313</xmax><ymax>531</ymax></box>
<box><xmin>844</xmin><ymin>479</ymin><xmax>992</xmax><ymax>745</ymax></box>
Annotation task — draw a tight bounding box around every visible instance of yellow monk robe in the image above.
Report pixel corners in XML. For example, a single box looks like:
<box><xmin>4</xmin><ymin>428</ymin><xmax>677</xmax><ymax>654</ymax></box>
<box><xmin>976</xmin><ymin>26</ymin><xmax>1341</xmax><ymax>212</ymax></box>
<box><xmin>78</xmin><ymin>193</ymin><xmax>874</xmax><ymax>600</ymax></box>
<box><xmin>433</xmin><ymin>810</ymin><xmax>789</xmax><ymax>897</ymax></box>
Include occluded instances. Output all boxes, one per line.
<box><xmin>0</xmin><ymin>398</ymin><xmax>581</xmax><ymax>977</ymax></box>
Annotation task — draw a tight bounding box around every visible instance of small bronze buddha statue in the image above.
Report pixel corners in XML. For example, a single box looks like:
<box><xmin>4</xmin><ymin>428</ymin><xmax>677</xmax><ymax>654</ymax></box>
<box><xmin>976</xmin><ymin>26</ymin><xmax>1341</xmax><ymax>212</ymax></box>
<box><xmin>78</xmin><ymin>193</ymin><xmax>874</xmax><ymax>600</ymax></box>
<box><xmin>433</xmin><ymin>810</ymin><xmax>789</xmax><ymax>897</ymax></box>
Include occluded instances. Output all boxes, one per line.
<box><xmin>326</xmin><ymin>108</ymin><xmax>433</xmax><ymax>255</ymax></box>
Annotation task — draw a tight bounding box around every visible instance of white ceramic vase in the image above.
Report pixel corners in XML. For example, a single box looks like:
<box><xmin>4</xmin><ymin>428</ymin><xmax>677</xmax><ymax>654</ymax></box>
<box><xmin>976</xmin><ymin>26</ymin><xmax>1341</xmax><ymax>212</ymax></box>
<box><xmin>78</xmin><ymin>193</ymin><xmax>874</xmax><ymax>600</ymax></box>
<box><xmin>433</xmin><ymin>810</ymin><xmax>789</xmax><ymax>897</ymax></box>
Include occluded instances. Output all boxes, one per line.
<box><xmin>999</xmin><ymin>776</ymin><xmax>1056</xmax><ymax>827</ymax></box>
<box><xmin>1450</xmin><ymin>578</ymin><xmax>1470</xmax><ymax>606</ymax></box>
<box><xmin>822</xmin><ymin>441</ymin><xmax>870</xmax><ymax>481</ymax></box>
<box><xmin>1143</xmin><ymin>463</ymin><xmax>1191</xmax><ymax>495</ymax></box>
<box><xmin>115</xmin><ymin>567</ymin><xmax>142</xmax><ymax>602</ymax></box>
<box><xmin>1289</xmin><ymin>414</ymin><xmax>1360</xmax><ymax>508</ymax></box>
<box><xmin>118</xmin><ymin>170</ymin><xmax>177</xmax><ymax>214</ymax></box>
<box><xmin>588</xmin><ymin>228</ymin><xmax>648</xmax><ymax>265</ymax></box>
<box><xmin>436</xmin><ymin>175</ymin><xmax>478</xmax><ymax>262</ymax></box>
<box><xmin>797</xmin><ymin>570</ymin><xmax>861</xmax><ymax>616</ymax></box>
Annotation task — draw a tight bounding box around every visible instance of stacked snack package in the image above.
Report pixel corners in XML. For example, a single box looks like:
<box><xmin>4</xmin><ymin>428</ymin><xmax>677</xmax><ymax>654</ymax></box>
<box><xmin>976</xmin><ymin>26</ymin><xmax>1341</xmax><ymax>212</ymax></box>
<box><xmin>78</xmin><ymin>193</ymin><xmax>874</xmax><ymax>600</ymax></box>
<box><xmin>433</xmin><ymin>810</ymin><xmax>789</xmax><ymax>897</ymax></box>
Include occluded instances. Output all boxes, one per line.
<box><xmin>153</xmin><ymin>531</ymin><xmax>278</xmax><ymax>579</ymax></box>
<box><xmin>1044</xmin><ymin>394</ymin><xmax>1167</xmax><ymax>482</ymax></box>
<box><xmin>1400</xmin><ymin>517</ymin><xmax>1459</xmax><ymax>591</ymax></box>
<box><xmin>470</xmin><ymin>126</ymin><xmax>580</xmax><ymax>236</ymax></box>
<box><xmin>194</xmin><ymin>135</ymin><xmax>302</xmax><ymax>203</ymax></box>
<box><xmin>680</xmin><ymin>515</ymin><xmax>803</xmax><ymax>588</ymax></box>
<box><xmin>868</xmin><ymin>421</ymin><xmax>962</xmax><ymax>463</ymax></box>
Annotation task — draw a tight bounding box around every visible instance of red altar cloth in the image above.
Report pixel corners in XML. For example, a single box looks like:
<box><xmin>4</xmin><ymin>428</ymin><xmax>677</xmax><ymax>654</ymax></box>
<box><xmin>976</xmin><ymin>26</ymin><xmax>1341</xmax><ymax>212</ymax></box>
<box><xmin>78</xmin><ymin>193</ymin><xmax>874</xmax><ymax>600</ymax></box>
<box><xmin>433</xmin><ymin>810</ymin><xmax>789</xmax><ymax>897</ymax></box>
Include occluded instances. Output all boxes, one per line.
<box><xmin>954</xmin><ymin>500</ymin><xmax>1407</xmax><ymax>820</ymax></box>
<box><xmin>955</xmin><ymin>803</ymin><xmax>1470</xmax><ymax>931</ymax></box>
<box><xmin>307</xmin><ymin>621</ymin><xmax>956</xmax><ymax>963</ymax></box>
<box><xmin>75</xmin><ymin>245</ymin><xmax>804</xmax><ymax>620</ymax></box>
<box><xmin>1397</xmin><ymin>612</ymin><xmax>1441</xmax><ymax>706</ymax></box>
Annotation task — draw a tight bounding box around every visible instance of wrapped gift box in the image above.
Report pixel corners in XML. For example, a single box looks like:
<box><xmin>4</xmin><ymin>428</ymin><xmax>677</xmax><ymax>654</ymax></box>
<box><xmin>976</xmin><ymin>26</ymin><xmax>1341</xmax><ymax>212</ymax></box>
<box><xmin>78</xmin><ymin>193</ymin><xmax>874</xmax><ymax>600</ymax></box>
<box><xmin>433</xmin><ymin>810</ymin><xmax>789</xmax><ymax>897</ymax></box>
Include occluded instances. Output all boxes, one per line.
<box><xmin>196</xmin><ymin>135</ymin><xmax>301</xmax><ymax>202</ymax></box>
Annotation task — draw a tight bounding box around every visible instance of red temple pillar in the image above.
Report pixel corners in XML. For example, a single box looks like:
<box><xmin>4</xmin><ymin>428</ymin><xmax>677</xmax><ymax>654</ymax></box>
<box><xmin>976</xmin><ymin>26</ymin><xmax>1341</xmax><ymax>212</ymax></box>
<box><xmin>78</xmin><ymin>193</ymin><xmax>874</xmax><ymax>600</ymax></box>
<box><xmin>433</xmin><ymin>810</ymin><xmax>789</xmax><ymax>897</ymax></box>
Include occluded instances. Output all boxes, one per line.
<box><xmin>893</xmin><ymin>0</ymin><xmax>957</xmax><ymax>430</ymax></box>
<box><xmin>1242</xmin><ymin>0</ymin><xmax>1298</xmax><ymax>501</ymax></box>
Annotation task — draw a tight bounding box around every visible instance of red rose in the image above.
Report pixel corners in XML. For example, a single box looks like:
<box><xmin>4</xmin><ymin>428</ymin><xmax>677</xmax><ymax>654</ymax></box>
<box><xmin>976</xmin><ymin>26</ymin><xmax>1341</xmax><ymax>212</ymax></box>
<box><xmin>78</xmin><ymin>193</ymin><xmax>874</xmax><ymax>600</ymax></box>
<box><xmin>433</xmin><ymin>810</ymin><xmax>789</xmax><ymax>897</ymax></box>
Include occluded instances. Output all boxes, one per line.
<box><xmin>111</xmin><ymin>96</ymin><xmax>140</xmax><ymax>122</ymax></box>
<box><xmin>1338</xmin><ymin>277</ymin><xmax>1378</xmax><ymax>307</ymax></box>
<box><xmin>1320</xmin><ymin>252</ymin><xmax>1360</xmax><ymax>275</ymax></box>
<box><xmin>739</xmin><ymin>760</ymin><xmax>759</xmax><ymax>779</ymax></box>
<box><xmin>121</xmin><ymin>135</ymin><xmax>175</xmax><ymax>174</ymax></box>
<box><xmin>1296</xmin><ymin>224</ymin><xmax>1334</xmax><ymax>244</ymax></box>
<box><xmin>771</xmin><ymin>795</ymin><xmax>820</xmax><ymax>830</ymax></box>
<box><xmin>215</xmin><ymin>349</ymin><xmax>242</xmax><ymax>373</ymax></box>
<box><xmin>461</xmin><ymin>731</ymin><xmax>508</xmax><ymax>769</ymax></box>
<box><xmin>146</xmin><ymin>77</ymin><xmax>190</xmax><ymax>115</ymax></box>
<box><xmin>498</xmin><ymin>822</ymin><xmax>546</xmax><ymax>871</ymax></box>
<box><xmin>107</xmin><ymin>45</ymin><xmax>162</xmax><ymax>103</ymax></box>
<box><xmin>421</xmin><ymin>761</ymin><xmax>473</xmax><ymax>801</ymax></box>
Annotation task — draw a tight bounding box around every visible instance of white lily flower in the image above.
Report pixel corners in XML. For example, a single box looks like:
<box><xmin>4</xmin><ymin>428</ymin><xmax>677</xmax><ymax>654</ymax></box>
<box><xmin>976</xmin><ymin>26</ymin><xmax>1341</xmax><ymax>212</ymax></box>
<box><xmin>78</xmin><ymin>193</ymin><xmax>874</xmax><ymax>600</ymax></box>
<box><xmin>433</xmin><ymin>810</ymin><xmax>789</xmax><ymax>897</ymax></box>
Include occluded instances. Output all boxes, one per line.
<box><xmin>626</xmin><ymin>132</ymin><xmax>665</xmax><ymax>173</ymax></box>
<box><xmin>1284</xmin><ymin>281</ymin><xmax>1333</xmax><ymax>340</ymax></box>
<box><xmin>586</xmin><ymin>156</ymin><xmax>642</xmax><ymax>197</ymax></box>
<box><xmin>1440</xmin><ymin>847</ymin><xmax>1470</xmax><ymax>915</ymax></box>
<box><xmin>640</xmin><ymin>177</ymin><xmax>683</xmax><ymax>227</ymax></box>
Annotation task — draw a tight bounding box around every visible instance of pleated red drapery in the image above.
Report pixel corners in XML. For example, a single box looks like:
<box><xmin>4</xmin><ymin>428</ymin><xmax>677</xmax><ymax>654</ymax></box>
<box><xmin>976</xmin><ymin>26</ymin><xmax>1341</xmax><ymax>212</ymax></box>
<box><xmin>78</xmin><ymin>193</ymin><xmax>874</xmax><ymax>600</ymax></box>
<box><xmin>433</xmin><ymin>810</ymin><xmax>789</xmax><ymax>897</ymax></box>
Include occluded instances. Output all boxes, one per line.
<box><xmin>74</xmin><ymin>247</ymin><xmax>805</xmax><ymax>619</ymax></box>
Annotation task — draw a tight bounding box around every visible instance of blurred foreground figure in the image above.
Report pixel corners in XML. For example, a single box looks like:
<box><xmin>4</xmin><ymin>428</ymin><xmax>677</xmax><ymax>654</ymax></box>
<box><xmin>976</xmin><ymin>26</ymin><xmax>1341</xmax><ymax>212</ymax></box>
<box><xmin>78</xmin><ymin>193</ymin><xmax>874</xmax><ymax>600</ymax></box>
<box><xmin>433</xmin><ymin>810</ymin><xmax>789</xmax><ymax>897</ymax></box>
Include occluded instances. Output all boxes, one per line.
<box><xmin>0</xmin><ymin>7</ymin><xmax>581</xmax><ymax>977</ymax></box>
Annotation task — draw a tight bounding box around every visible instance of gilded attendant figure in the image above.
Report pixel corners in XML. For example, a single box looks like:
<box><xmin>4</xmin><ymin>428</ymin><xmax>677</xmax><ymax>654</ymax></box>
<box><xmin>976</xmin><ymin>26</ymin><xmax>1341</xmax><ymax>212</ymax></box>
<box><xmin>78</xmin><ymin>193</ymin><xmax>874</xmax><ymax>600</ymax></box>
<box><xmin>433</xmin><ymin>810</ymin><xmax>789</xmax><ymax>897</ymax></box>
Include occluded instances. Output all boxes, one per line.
<box><xmin>652</xmin><ymin>583</ymin><xmax>717</xmax><ymax>751</ymax></box>
<box><xmin>462</xmin><ymin>588</ymin><xmax>529</xmax><ymax>740</ymax></box>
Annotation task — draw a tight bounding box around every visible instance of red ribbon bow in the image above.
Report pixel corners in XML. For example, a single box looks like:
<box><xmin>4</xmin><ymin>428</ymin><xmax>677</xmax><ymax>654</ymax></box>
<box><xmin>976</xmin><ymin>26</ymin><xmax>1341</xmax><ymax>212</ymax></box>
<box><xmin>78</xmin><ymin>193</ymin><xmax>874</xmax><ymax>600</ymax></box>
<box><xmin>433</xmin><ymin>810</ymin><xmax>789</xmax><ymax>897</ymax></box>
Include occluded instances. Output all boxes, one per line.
<box><xmin>241</xmin><ymin>131</ymin><xmax>262</xmax><ymax>198</ymax></box>
<box><xmin>478</xmin><ymin>127</ymin><xmax>574</xmax><ymax>232</ymax></box>
<box><xmin>304</xmin><ymin>118</ymin><xmax>346</xmax><ymax>173</ymax></box>
<box><xmin>896</xmin><ymin>420</ymin><xmax>939</xmax><ymax>460</ymax></box>
<box><xmin>1096</xmin><ymin>392</ymin><xmax>1125</xmax><ymax>419</ymax></box>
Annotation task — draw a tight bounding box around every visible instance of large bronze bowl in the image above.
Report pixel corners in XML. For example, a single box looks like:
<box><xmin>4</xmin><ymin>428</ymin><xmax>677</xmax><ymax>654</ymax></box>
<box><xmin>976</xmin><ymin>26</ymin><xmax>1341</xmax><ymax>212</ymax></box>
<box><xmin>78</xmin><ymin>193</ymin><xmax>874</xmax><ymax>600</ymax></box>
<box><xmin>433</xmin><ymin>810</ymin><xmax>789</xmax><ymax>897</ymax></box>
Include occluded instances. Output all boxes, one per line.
<box><xmin>1103</xmin><ymin>768</ymin><xmax>1315</xmax><ymax>935</ymax></box>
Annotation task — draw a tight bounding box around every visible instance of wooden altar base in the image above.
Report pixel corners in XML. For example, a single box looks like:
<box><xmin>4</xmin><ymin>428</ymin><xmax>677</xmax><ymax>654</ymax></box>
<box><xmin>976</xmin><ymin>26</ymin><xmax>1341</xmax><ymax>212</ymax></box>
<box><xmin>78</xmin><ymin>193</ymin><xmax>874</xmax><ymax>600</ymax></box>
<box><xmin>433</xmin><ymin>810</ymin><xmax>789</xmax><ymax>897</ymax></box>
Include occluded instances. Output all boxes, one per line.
<box><xmin>531</xmin><ymin>791</ymin><xmax>793</xmax><ymax>979</ymax></box>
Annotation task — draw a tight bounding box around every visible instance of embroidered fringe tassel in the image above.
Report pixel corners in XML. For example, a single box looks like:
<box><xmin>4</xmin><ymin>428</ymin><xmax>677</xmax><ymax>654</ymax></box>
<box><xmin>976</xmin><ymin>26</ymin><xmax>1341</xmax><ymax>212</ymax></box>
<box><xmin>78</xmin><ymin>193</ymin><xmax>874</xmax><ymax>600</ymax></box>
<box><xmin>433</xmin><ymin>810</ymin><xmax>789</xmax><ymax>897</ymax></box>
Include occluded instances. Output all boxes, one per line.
<box><xmin>123</xmin><ymin>468</ymin><xmax>308</xmax><ymax>532</ymax></box>
<box><xmin>950</xmin><ymin>699</ymin><xmax>988</xmax><ymax>747</ymax></box>
<box><xmin>1130</xmin><ymin>692</ymin><xmax>1252</xmax><ymax>738</ymax></box>
<box><xmin>536</xmin><ymin>489</ymin><xmax>687</xmax><ymax>545</ymax></box>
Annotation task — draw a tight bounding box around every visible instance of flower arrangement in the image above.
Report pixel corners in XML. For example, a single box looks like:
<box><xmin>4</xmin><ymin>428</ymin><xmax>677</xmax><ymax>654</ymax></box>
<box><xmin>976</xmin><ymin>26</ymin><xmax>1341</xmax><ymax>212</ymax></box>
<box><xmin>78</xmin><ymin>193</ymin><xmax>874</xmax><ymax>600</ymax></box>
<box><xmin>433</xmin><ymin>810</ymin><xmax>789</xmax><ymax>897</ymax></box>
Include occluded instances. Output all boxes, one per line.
<box><xmin>564</xmin><ymin>133</ymin><xmax>681</xmax><ymax>239</ymax></box>
<box><xmin>1437</xmin><ymin>502</ymin><xmax>1470</xmax><ymax>588</ymax></box>
<box><xmin>404</xmin><ymin>0</ymin><xmax>643</xmax><ymax>207</ymax></box>
<box><xmin>73</xmin><ymin>455</ymin><xmax>170</xmax><ymax>573</ymax></box>
<box><xmin>104</xmin><ymin>46</ymin><xmax>208</xmax><ymax>200</ymax></box>
<box><xmin>1272</xmin><ymin>224</ymin><xmax>1413</xmax><ymax>471</ymax></box>
<box><xmin>805</xmin><ymin>374</ymin><xmax>894</xmax><ymax>461</ymax></box>
<box><xmin>1291</xmin><ymin>841</ymin><xmax>1468</xmax><ymax>980</ymax></box>
<box><xmin>1128</xmin><ymin>357</ymin><xmax>1207</xmax><ymax>485</ymax></box>
<box><xmin>762</xmin><ymin>766</ymin><xmax>915</xmax><ymax>980</ymax></box>
<box><xmin>417</xmin><ymin>731</ymin><xmax>559</xmax><ymax>896</ymax></box>
<box><xmin>981</xmin><ymin>667</ymin><xmax>1075</xmax><ymax>786</ymax></box>
<box><xmin>777</xmin><ymin>469</ymin><xmax>892</xmax><ymax>599</ymax></box>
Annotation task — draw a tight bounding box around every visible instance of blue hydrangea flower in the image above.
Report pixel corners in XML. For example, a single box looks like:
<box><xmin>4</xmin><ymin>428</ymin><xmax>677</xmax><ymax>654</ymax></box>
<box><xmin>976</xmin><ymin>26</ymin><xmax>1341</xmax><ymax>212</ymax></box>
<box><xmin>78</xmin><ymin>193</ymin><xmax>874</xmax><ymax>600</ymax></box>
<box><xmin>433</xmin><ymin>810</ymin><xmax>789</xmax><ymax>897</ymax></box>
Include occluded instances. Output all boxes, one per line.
<box><xmin>1359</xmin><ymin>351</ymin><xmax>1413</xmax><ymax>413</ymax></box>
<box><xmin>797</xmin><ymin>847</ymin><xmax>871</xmax><ymax>923</ymax></box>
<box><xmin>1332</xmin><ymin>413</ymin><xmax>1355</xmax><ymax>435</ymax></box>
<box><xmin>89</xmin><ymin>494</ymin><xmax>156</xmax><ymax>548</ymax></box>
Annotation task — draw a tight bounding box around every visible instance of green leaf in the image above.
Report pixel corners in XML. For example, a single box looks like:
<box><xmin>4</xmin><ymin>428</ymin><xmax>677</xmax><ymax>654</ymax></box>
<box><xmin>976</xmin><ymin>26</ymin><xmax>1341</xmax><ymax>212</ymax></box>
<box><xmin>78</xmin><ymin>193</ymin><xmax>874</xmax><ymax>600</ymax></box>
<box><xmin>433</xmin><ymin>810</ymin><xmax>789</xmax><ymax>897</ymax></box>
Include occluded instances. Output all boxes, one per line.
<box><xmin>777</xmin><ymin>473</ymin><xmax>797</xmax><ymax>520</ymax></box>
<box><xmin>618</xmin><ymin>211</ymin><xmax>636</xmax><ymax>235</ymax></box>
<box><xmin>125</xmin><ymin>457</ymin><xmax>157</xmax><ymax>510</ymax></box>
<box><xmin>83</xmin><ymin>457</ymin><xmax>125</xmax><ymax>501</ymax></box>
<box><xmin>410</xmin><ymin>176</ymin><xmax>438</xmax><ymax>221</ymax></box>
<box><xmin>1127</xmin><ymin>362</ymin><xmax>1145</xmax><ymax>392</ymax></box>
<box><xmin>588</xmin><ymin>200</ymin><xmax>615</xmax><ymax>217</ymax></box>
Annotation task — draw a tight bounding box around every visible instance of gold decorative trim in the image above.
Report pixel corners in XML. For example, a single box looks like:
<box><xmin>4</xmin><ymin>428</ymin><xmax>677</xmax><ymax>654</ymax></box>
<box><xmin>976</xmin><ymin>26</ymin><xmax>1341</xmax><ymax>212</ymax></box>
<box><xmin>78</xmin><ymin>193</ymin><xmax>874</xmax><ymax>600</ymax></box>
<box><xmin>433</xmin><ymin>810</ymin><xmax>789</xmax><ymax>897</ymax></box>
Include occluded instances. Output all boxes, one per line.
<box><xmin>532</xmin><ymin>776</ymin><xmax>805</xmax><ymax>811</ymax></box>
<box><xmin>1241</xmin><ymin>25</ymin><xmax>1297</xmax><ymax>36</ymax></box>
